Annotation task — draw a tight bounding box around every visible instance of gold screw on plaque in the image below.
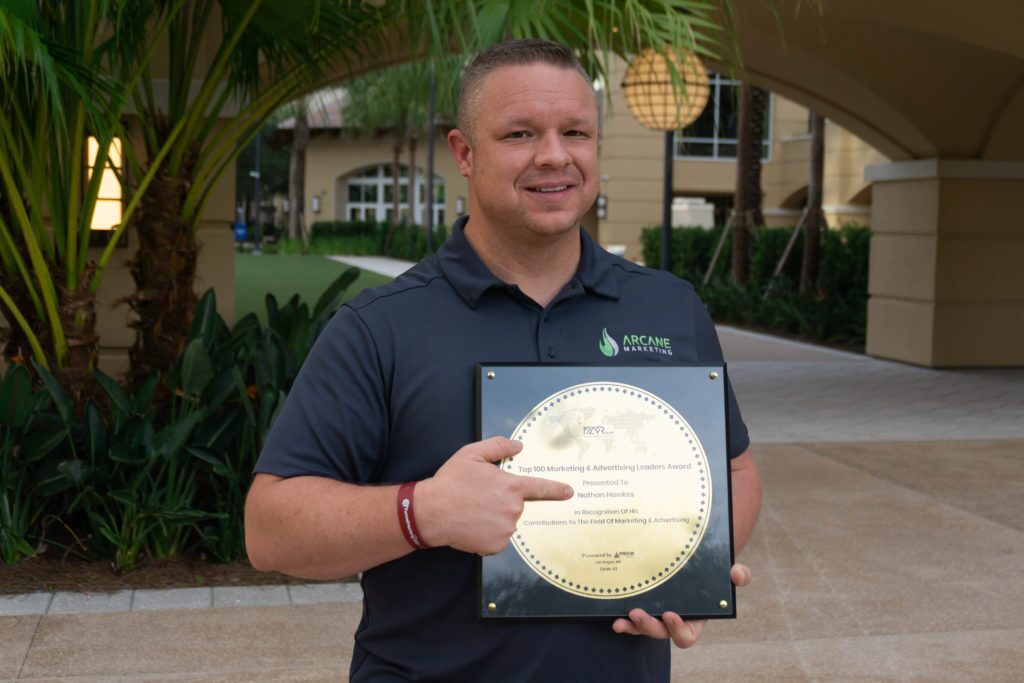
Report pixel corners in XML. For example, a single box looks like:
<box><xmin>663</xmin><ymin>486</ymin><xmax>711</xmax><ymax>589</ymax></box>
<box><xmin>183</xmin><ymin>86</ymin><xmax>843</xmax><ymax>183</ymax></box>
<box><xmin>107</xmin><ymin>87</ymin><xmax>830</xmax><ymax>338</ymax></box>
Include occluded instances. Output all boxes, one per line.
<box><xmin>719</xmin><ymin>600</ymin><xmax>729</xmax><ymax>609</ymax></box>
<box><xmin>488</xmin><ymin>602</ymin><xmax>497</xmax><ymax>612</ymax></box>
<box><xmin>487</xmin><ymin>371</ymin><xmax>495</xmax><ymax>380</ymax></box>
<box><xmin>709</xmin><ymin>371</ymin><xmax>719</xmax><ymax>380</ymax></box>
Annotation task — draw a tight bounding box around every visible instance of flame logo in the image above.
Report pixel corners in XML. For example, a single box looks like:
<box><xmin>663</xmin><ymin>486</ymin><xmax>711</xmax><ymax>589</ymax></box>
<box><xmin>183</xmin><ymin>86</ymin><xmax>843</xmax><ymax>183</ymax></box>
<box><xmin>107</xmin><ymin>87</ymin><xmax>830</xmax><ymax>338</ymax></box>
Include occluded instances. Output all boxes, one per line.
<box><xmin>598</xmin><ymin>327</ymin><xmax>620</xmax><ymax>357</ymax></box>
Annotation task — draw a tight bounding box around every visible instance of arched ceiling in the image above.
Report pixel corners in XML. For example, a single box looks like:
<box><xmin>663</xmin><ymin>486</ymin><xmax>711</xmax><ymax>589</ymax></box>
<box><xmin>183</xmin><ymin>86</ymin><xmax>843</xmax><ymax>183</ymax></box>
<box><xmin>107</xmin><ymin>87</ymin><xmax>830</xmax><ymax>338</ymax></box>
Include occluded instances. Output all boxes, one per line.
<box><xmin>731</xmin><ymin>0</ymin><xmax>1024</xmax><ymax>161</ymax></box>
<box><xmin>311</xmin><ymin>2</ymin><xmax>1024</xmax><ymax>162</ymax></box>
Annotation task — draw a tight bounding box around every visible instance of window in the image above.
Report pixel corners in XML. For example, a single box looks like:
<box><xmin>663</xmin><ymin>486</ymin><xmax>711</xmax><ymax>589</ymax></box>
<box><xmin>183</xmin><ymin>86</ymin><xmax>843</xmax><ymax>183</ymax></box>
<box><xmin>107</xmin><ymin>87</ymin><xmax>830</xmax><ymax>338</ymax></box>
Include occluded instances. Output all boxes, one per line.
<box><xmin>674</xmin><ymin>74</ymin><xmax>771</xmax><ymax>161</ymax></box>
<box><xmin>88</xmin><ymin>137</ymin><xmax>123</xmax><ymax>230</ymax></box>
<box><xmin>345</xmin><ymin>165</ymin><xmax>446</xmax><ymax>225</ymax></box>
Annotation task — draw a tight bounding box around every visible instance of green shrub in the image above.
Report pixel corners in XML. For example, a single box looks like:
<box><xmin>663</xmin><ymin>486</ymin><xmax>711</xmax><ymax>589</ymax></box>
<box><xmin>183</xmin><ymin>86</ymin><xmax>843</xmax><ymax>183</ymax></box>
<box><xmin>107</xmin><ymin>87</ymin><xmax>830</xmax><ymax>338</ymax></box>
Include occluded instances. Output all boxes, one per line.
<box><xmin>0</xmin><ymin>267</ymin><xmax>360</xmax><ymax>570</ymax></box>
<box><xmin>642</xmin><ymin>223</ymin><xmax>870</xmax><ymax>347</ymax></box>
<box><xmin>289</xmin><ymin>220</ymin><xmax>449</xmax><ymax>261</ymax></box>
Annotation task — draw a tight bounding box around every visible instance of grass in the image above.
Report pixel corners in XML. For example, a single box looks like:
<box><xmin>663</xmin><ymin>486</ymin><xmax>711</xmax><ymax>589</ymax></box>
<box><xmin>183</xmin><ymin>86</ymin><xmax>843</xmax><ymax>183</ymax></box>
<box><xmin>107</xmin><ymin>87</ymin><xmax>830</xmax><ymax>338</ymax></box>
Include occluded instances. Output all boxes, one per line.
<box><xmin>234</xmin><ymin>253</ymin><xmax>393</xmax><ymax>322</ymax></box>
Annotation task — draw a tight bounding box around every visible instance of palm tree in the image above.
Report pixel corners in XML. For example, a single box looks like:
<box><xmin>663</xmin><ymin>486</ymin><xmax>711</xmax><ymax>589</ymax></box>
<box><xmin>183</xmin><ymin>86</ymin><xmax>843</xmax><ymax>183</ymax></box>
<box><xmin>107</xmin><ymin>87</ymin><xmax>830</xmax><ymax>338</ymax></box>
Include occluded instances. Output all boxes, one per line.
<box><xmin>0</xmin><ymin>1</ymin><xmax>179</xmax><ymax>392</ymax></box>
<box><xmin>3</xmin><ymin>0</ymin><xmax>751</xmax><ymax>396</ymax></box>
<box><xmin>744</xmin><ymin>85</ymin><xmax>768</xmax><ymax>228</ymax></box>
<box><xmin>109</xmin><ymin>1</ymin><xmax>385</xmax><ymax>386</ymax></box>
<box><xmin>287</xmin><ymin>99</ymin><xmax>310</xmax><ymax>242</ymax></box>
<box><xmin>730</xmin><ymin>82</ymin><xmax>754</xmax><ymax>284</ymax></box>
<box><xmin>343</xmin><ymin>58</ymin><xmax>461</xmax><ymax>243</ymax></box>
<box><xmin>730</xmin><ymin>82</ymin><xmax>769</xmax><ymax>284</ymax></box>
<box><xmin>801</xmin><ymin>112</ymin><xmax>825</xmax><ymax>292</ymax></box>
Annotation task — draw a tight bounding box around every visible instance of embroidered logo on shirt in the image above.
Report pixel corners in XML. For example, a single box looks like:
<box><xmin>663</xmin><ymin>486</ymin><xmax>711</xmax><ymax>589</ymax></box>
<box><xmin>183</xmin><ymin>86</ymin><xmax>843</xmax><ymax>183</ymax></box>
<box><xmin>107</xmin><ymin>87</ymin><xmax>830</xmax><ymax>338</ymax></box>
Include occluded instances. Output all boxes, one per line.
<box><xmin>598</xmin><ymin>328</ymin><xmax>620</xmax><ymax>357</ymax></box>
<box><xmin>599</xmin><ymin>327</ymin><xmax>673</xmax><ymax>357</ymax></box>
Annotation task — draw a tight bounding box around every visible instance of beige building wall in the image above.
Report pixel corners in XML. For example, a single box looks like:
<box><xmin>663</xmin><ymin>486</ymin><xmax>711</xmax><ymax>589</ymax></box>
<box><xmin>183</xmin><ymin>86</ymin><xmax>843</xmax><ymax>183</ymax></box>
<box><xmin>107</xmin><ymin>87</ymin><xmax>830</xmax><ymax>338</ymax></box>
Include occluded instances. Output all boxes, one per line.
<box><xmin>303</xmin><ymin>132</ymin><xmax>468</xmax><ymax>230</ymax></box>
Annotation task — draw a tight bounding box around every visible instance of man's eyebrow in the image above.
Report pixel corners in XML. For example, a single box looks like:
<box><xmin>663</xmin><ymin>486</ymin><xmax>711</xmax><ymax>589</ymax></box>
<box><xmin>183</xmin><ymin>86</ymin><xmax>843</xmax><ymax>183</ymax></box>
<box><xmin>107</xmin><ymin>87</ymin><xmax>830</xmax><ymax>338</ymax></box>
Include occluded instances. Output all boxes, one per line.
<box><xmin>497</xmin><ymin>116</ymin><xmax>596</xmax><ymax>128</ymax></box>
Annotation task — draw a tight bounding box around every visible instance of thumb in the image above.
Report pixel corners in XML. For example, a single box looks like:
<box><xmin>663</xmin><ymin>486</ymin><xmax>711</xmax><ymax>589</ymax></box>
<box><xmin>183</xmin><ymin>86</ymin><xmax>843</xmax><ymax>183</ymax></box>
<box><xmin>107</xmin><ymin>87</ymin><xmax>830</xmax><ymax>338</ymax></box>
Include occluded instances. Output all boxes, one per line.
<box><xmin>461</xmin><ymin>436</ymin><xmax>523</xmax><ymax>463</ymax></box>
<box><xmin>730</xmin><ymin>564</ymin><xmax>752</xmax><ymax>587</ymax></box>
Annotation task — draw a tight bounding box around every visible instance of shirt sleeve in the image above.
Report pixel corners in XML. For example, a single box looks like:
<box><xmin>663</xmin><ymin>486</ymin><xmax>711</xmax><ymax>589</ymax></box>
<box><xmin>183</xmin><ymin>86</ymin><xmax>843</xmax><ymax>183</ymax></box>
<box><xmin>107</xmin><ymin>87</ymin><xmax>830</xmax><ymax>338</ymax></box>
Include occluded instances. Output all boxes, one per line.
<box><xmin>692</xmin><ymin>300</ymin><xmax>750</xmax><ymax>459</ymax></box>
<box><xmin>254</xmin><ymin>305</ymin><xmax>389</xmax><ymax>483</ymax></box>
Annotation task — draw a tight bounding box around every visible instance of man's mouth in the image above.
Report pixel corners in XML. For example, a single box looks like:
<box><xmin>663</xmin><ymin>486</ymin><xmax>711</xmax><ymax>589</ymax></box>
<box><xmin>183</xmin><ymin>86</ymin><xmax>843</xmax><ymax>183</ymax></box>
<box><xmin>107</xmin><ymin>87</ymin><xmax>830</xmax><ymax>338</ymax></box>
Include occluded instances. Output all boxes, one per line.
<box><xmin>525</xmin><ymin>184</ymin><xmax>571</xmax><ymax>193</ymax></box>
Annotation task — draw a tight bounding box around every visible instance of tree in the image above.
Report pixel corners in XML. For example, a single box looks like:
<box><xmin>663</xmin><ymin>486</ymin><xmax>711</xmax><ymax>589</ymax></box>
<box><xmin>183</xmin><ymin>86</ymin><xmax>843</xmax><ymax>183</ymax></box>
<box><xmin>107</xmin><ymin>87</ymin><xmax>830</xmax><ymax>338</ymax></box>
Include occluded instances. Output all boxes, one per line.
<box><xmin>801</xmin><ymin>112</ymin><xmax>826</xmax><ymax>292</ymax></box>
<box><xmin>2</xmin><ymin>0</ymin><xmax>751</xmax><ymax>399</ymax></box>
<box><xmin>730</xmin><ymin>82</ymin><xmax>754</xmax><ymax>284</ymax></box>
<box><xmin>287</xmin><ymin>100</ymin><xmax>309</xmax><ymax>242</ymax></box>
<box><xmin>0</xmin><ymin>1</ymin><xmax>179</xmax><ymax>391</ymax></box>
<box><xmin>744</xmin><ymin>85</ymin><xmax>768</xmax><ymax>228</ymax></box>
<box><xmin>111</xmin><ymin>1</ymin><xmax>387</xmax><ymax>387</ymax></box>
<box><xmin>343</xmin><ymin>58</ymin><xmax>461</xmax><ymax>241</ymax></box>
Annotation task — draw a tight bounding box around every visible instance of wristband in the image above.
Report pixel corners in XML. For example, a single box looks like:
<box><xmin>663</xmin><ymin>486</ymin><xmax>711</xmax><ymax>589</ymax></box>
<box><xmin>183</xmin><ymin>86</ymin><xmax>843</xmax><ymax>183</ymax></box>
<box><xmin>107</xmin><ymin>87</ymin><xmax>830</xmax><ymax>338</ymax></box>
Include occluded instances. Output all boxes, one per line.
<box><xmin>397</xmin><ymin>481</ymin><xmax>429</xmax><ymax>550</ymax></box>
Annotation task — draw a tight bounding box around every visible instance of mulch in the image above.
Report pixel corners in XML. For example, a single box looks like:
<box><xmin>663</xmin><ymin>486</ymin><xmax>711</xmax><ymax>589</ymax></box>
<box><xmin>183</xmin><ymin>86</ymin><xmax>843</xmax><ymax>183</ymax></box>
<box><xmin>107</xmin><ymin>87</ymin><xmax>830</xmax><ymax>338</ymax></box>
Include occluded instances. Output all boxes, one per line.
<box><xmin>0</xmin><ymin>553</ymin><xmax>353</xmax><ymax>595</ymax></box>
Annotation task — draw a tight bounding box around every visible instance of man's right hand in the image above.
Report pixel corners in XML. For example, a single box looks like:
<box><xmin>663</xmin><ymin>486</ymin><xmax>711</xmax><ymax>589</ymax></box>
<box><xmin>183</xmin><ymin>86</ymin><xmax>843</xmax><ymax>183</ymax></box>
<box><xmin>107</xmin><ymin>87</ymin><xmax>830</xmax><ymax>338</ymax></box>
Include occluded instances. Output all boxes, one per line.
<box><xmin>415</xmin><ymin>436</ymin><xmax>574</xmax><ymax>555</ymax></box>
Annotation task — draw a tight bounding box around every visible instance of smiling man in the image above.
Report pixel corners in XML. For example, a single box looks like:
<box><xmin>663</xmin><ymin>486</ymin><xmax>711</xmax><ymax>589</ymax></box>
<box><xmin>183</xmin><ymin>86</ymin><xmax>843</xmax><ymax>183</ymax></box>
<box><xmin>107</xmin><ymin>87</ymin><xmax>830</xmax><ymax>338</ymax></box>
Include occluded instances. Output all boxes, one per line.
<box><xmin>245</xmin><ymin>39</ymin><xmax>761</xmax><ymax>682</ymax></box>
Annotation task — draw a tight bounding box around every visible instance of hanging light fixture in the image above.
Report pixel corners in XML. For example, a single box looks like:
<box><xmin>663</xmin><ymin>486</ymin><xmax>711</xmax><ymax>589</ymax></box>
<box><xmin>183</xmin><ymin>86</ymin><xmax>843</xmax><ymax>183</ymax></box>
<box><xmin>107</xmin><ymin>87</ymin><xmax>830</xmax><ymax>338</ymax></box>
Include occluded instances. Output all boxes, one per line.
<box><xmin>621</xmin><ymin>48</ymin><xmax>711</xmax><ymax>272</ymax></box>
<box><xmin>622</xmin><ymin>48</ymin><xmax>710</xmax><ymax>132</ymax></box>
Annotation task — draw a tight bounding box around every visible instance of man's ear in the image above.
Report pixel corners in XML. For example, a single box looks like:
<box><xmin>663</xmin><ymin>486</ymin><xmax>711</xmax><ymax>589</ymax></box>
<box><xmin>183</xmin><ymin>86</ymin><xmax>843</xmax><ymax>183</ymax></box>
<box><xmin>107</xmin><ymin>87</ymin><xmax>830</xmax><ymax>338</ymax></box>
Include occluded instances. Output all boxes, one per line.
<box><xmin>448</xmin><ymin>129</ymin><xmax>472</xmax><ymax>178</ymax></box>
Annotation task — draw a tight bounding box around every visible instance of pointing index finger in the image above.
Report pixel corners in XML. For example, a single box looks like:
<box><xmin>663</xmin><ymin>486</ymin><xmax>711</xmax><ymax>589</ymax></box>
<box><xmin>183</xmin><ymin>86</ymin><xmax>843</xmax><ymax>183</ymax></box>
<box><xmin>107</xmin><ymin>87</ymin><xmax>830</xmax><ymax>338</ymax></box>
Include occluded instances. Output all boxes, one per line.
<box><xmin>514</xmin><ymin>474</ymin><xmax>574</xmax><ymax>502</ymax></box>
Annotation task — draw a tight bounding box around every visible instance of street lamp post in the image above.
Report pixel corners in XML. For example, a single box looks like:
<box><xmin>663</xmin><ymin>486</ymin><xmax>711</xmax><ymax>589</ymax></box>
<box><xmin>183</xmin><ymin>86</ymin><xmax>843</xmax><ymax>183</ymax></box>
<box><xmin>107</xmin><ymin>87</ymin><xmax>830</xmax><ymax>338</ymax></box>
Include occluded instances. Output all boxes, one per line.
<box><xmin>621</xmin><ymin>48</ymin><xmax>710</xmax><ymax>272</ymax></box>
<box><xmin>250</xmin><ymin>134</ymin><xmax>262</xmax><ymax>255</ymax></box>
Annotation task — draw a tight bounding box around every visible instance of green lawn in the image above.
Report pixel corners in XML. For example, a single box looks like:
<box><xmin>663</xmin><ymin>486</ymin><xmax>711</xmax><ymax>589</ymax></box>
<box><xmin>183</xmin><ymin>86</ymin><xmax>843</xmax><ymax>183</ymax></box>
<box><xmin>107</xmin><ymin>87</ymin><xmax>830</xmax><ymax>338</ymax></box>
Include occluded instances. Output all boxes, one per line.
<box><xmin>234</xmin><ymin>253</ymin><xmax>392</xmax><ymax>322</ymax></box>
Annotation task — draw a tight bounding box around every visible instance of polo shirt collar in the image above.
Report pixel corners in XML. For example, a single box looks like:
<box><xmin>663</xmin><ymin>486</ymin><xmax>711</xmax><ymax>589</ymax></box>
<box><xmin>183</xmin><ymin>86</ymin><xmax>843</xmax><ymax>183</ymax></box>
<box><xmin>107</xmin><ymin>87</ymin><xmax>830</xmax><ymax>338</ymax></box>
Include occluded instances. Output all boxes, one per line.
<box><xmin>438</xmin><ymin>216</ymin><xmax>620</xmax><ymax>309</ymax></box>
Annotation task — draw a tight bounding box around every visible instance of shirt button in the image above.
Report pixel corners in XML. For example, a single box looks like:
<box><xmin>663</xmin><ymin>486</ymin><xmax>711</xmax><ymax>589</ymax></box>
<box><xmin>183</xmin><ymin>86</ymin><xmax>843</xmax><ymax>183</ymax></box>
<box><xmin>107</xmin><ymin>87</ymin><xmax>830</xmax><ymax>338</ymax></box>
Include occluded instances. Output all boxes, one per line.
<box><xmin>547</xmin><ymin>346</ymin><xmax>557</xmax><ymax>358</ymax></box>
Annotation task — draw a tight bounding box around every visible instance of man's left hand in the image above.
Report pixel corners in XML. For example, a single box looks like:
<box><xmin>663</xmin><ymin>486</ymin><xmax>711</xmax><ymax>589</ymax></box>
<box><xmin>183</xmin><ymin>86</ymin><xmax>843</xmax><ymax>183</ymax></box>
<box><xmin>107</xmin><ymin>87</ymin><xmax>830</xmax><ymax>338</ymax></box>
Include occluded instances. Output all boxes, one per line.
<box><xmin>611</xmin><ymin>564</ymin><xmax>752</xmax><ymax>648</ymax></box>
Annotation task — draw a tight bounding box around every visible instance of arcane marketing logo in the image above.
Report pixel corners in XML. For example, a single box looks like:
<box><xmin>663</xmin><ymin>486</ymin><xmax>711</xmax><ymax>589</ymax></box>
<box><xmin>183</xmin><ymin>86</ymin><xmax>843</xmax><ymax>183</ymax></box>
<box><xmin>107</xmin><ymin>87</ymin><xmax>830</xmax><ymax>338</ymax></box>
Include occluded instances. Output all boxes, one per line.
<box><xmin>599</xmin><ymin>327</ymin><xmax>673</xmax><ymax>357</ymax></box>
<box><xmin>598</xmin><ymin>328</ymin><xmax>620</xmax><ymax>357</ymax></box>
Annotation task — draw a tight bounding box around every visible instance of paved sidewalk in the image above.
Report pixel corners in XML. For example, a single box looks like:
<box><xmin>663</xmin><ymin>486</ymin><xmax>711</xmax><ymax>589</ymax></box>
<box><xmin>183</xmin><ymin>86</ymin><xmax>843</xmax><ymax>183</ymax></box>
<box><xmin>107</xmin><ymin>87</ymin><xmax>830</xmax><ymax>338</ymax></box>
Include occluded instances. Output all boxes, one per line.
<box><xmin>718</xmin><ymin>326</ymin><xmax>1024</xmax><ymax>443</ymax></box>
<box><xmin>4</xmin><ymin>438</ymin><xmax>1021</xmax><ymax>681</ymax></box>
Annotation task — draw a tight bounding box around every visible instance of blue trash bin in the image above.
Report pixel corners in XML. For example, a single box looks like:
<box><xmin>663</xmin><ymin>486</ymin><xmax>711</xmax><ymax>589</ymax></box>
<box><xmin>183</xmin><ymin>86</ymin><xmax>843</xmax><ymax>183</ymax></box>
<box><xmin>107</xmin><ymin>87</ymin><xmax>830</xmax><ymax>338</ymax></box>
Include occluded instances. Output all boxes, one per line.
<box><xmin>232</xmin><ymin>222</ymin><xmax>248</xmax><ymax>242</ymax></box>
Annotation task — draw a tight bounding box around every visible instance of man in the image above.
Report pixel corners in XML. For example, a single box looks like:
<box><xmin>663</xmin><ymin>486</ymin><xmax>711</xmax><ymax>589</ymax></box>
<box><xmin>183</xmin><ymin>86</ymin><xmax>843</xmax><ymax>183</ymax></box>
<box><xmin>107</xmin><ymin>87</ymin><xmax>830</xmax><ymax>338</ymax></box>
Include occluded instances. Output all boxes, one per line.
<box><xmin>246</xmin><ymin>38</ymin><xmax>761</xmax><ymax>681</ymax></box>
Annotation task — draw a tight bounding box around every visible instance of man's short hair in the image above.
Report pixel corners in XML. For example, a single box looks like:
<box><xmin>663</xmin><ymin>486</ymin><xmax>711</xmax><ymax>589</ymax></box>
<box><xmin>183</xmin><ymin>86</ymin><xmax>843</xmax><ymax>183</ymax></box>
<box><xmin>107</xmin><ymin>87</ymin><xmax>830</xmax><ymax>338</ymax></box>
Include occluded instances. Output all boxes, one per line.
<box><xmin>457</xmin><ymin>38</ymin><xmax>593</xmax><ymax>139</ymax></box>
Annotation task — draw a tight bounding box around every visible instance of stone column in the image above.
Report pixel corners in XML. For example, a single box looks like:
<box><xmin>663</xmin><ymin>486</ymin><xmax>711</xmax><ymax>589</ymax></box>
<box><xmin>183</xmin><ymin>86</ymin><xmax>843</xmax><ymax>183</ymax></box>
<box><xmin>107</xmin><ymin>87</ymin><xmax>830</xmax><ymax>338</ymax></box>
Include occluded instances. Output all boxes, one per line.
<box><xmin>865</xmin><ymin>159</ymin><xmax>1024</xmax><ymax>367</ymax></box>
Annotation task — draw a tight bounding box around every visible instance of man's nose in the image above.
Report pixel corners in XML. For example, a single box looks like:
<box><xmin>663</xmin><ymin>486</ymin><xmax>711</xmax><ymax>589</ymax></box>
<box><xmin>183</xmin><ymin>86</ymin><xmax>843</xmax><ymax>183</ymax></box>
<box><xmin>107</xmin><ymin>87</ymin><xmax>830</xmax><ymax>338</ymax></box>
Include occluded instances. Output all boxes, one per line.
<box><xmin>533</xmin><ymin>132</ymin><xmax>571</xmax><ymax>168</ymax></box>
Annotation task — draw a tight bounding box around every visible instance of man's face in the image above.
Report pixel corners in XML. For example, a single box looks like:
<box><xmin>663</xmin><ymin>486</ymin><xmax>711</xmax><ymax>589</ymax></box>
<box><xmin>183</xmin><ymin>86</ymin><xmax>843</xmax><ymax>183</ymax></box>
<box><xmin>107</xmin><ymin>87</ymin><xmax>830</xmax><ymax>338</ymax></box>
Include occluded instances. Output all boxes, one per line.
<box><xmin>448</xmin><ymin>63</ymin><xmax>599</xmax><ymax>242</ymax></box>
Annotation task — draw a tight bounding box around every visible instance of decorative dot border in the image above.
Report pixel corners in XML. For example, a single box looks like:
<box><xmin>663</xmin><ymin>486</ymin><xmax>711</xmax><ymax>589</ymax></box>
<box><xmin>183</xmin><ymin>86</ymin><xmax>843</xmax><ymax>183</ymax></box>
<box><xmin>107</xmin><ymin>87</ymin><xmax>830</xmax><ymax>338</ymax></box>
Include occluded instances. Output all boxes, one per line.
<box><xmin>503</xmin><ymin>381</ymin><xmax>712</xmax><ymax>599</ymax></box>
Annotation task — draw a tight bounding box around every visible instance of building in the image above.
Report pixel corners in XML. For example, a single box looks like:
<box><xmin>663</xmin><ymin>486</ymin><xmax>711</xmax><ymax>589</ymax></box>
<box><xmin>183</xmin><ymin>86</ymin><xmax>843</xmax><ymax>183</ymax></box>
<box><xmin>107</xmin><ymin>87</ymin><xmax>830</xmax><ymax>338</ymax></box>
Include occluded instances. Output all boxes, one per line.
<box><xmin>279</xmin><ymin>61</ymin><xmax>887</xmax><ymax>262</ymax></box>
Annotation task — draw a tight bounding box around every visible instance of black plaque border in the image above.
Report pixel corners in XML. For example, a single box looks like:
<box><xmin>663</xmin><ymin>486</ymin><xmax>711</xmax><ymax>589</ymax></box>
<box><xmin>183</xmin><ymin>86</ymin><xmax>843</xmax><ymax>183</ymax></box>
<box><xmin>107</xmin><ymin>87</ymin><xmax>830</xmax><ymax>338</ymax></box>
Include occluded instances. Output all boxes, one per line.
<box><xmin>476</xmin><ymin>362</ymin><xmax>737</xmax><ymax>622</ymax></box>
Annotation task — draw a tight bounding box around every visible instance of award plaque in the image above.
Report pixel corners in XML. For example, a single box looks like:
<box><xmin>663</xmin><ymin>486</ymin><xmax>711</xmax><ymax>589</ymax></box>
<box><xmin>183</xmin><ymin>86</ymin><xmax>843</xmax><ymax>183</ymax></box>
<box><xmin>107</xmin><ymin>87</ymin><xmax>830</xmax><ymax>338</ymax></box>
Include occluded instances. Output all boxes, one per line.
<box><xmin>477</xmin><ymin>364</ymin><xmax>735</xmax><ymax>621</ymax></box>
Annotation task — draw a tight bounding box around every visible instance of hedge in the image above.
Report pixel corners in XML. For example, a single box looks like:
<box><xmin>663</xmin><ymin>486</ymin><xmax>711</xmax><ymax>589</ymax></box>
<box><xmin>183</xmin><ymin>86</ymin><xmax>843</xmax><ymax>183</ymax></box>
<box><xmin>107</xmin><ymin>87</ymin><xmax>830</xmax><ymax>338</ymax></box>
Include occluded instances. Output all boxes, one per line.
<box><xmin>642</xmin><ymin>224</ymin><xmax>870</xmax><ymax>347</ymax></box>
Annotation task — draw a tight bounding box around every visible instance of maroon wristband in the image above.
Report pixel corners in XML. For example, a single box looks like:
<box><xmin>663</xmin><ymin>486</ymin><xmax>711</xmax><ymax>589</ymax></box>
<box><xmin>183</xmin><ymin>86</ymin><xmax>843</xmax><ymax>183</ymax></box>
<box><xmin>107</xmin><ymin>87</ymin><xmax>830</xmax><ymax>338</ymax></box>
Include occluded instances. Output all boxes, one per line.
<box><xmin>397</xmin><ymin>481</ymin><xmax>429</xmax><ymax>550</ymax></box>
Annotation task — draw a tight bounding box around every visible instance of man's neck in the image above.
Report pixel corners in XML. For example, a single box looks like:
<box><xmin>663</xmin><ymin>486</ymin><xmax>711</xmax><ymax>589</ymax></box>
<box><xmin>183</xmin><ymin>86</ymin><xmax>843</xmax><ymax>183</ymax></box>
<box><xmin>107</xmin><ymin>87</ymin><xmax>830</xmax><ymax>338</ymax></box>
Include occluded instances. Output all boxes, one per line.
<box><xmin>463</xmin><ymin>219</ymin><xmax>581</xmax><ymax>308</ymax></box>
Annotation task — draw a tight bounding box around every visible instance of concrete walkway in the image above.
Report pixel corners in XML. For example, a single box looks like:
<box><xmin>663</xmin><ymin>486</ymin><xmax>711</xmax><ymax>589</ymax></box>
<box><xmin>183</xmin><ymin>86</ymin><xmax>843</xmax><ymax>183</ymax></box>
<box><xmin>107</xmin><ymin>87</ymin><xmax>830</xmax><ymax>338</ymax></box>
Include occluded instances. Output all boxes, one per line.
<box><xmin>2</xmin><ymin>326</ymin><xmax>1022</xmax><ymax>681</ymax></box>
<box><xmin>325</xmin><ymin>255</ymin><xmax>416</xmax><ymax>279</ymax></box>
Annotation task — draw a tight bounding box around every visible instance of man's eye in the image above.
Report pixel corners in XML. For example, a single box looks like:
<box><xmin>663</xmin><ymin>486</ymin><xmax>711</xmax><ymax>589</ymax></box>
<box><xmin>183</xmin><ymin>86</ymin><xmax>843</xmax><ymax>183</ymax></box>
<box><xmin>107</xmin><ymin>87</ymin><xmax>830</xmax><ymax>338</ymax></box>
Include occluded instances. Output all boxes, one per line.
<box><xmin>505</xmin><ymin>131</ymin><xmax>529</xmax><ymax>139</ymax></box>
<box><xmin>565</xmin><ymin>130</ymin><xmax>589</xmax><ymax>138</ymax></box>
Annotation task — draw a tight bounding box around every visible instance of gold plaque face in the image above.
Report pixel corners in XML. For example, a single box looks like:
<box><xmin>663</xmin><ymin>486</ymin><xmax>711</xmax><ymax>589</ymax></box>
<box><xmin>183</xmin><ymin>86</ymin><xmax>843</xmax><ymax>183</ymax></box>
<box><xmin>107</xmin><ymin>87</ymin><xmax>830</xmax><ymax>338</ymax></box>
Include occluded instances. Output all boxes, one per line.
<box><xmin>500</xmin><ymin>381</ymin><xmax>710</xmax><ymax>599</ymax></box>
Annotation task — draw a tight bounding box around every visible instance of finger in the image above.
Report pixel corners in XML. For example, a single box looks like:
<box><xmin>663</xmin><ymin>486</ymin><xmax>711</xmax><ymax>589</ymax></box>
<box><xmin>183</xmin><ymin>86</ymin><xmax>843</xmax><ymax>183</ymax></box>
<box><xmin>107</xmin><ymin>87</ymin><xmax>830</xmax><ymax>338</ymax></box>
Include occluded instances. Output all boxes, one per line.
<box><xmin>730</xmin><ymin>563</ymin><xmax>752</xmax><ymax>587</ymax></box>
<box><xmin>625</xmin><ymin>608</ymin><xmax>669</xmax><ymax>639</ymax></box>
<box><xmin>662</xmin><ymin>612</ymin><xmax>705</xmax><ymax>649</ymax></box>
<box><xmin>611</xmin><ymin>618</ymin><xmax>644</xmax><ymax>636</ymax></box>
<box><xmin>515</xmin><ymin>474</ymin><xmax>574</xmax><ymax>501</ymax></box>
<box><xmin>465</xmin><ymin>436</ymin><xmax>523</xmax><ymax>463</ymax></box>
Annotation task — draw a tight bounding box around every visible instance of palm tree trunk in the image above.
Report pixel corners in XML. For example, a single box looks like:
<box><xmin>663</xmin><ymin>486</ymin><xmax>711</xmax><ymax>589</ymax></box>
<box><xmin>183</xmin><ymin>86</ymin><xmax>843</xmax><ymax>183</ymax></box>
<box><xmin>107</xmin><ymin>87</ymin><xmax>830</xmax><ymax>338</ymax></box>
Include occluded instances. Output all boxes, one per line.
<box><xmin>126</xmin><ymin>167</ymin><xmax>198</xmax><ymax>388</ymax></box>
<box><xmin>800</xmin><ymin>112</ymin><xmax>826</xmax><ymax>293</ymax></box>
<box><xmin>385</xmin><ymin>138</ymin><xmax>402</xmax><ymax>253</ymax></box>
<box><xmin>745</xmin><ymin>86</ymin><xmax>768</xmax><ymax>228</ymax></box>
<box><xmin>288</xmin><ymin>101</ymin><xmax>309</xmax><ymax>242</ymax></box>
<box><xmin>731</xmin><ymin>82</ymin><xmax>753</xmax><ymax>285</ymax></box>
<box><xmin>0</xmin><ymin>254</ymin><xmax>99</xmax><ymax>403</ymax></box>
<box><xmin>408</xmin><ymin>135</ymin><xmax>417</xmax><ymax>225</ymax></box>
<box><xmin>391</xmin><ymin>139</ymin><xmax>401</xmax><ymax>223</ymax></box>
<box><xmin>55</xmin><ymin>262</ymin><xmax>100</xmax><ymax>401</ymax></box>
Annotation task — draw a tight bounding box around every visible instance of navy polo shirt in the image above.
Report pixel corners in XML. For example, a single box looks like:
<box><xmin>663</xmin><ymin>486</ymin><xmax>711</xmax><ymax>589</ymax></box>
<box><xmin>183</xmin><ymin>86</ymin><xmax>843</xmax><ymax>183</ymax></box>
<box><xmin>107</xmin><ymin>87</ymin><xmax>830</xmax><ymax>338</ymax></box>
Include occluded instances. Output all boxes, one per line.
<box><xmin>255</xmin><ymin>217</ymin><xmax>749</xmax><ymax>682</ymax></box>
